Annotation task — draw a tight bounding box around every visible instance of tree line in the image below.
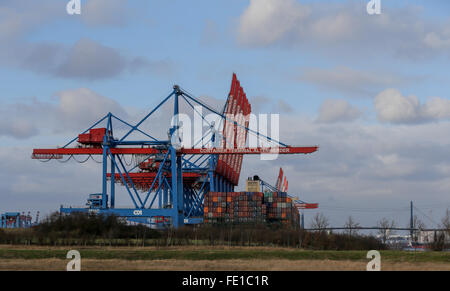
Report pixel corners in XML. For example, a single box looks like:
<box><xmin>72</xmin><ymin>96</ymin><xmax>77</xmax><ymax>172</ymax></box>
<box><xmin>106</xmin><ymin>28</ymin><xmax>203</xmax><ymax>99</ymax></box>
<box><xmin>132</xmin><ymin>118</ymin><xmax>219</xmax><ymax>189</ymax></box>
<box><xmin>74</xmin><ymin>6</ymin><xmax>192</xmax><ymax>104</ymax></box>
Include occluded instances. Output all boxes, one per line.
<box><xmin>308</xmin><ymin>210</ymin><xmax>450</xmax><ymax>250</ymax></box>
<box><xmin>0</xmin><ymin>212</ymin><xmax>385</xmax><ymax>250</ymax></box>
<box><xmin>1</xmin><ymin>211</ymin><xmax>448</xmax><ymax>250</ymax></box>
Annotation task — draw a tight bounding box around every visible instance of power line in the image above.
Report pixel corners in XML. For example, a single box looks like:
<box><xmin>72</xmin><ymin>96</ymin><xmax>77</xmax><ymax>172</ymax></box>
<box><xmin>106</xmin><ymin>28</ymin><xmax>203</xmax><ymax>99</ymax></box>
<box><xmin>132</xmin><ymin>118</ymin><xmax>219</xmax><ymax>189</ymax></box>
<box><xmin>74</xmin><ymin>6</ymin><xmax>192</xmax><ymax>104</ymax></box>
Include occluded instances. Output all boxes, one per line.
<box><xmin>317</xmin><ymin>205</ymin><xmax>410</xmax><ymax>213</ymax></box>
<box><xmin>303</xmin><ymin>227</ymin><xmax>449</xmax><ymax>232</ymax></box>
<box><xmin>414</xmin><ymin>206</ymin><xmax>440</xmax><ymax>228</ymax></box>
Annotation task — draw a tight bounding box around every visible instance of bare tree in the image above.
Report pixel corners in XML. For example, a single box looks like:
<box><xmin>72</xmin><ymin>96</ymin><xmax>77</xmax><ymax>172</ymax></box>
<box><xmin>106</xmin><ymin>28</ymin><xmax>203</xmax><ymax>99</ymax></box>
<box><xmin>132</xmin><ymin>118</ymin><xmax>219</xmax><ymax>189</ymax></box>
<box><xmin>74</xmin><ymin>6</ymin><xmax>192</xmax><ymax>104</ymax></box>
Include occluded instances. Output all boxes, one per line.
<box><xmin>441</xmin><ymin>208</ymin><xmax>450</xmax><ymax>237</ymax></box>
<box><xmin>344</xmin><ymin>216</ymin><xmax>360</xmax><ymax>236</ymax></box>
<box><xmin>377</xmin><ymin>218</ymin><xmax>396</xmax><ymax>244</ymax></box>
<box><xmin>408</xmin><ymin>215</ymin><xmax>426</xmax><ymax>242</ymax></box>
<box><xmin>441</xmin><ymin>208</ymin><xmax>450</xmax><ymax>230</ymax></box>
<box><xmin>310</xmin><ymin>213</ymin><xmax>329</xmax><ymax>230</ymax></box>
<box><xmin>413</xmin><ymin>215</ymin><xmax>426</xmax><ymax>230</ymax></box>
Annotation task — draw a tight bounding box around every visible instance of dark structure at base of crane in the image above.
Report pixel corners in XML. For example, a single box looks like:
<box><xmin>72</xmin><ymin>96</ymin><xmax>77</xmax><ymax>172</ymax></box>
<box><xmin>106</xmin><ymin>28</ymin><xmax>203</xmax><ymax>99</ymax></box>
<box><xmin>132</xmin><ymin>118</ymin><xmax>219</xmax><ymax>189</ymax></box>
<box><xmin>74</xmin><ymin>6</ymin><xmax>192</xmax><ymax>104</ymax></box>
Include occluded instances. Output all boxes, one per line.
<box><xmin>32</xmin><ymin>74</ymin><xmax>318</xmax><ymax>228</ymax></box>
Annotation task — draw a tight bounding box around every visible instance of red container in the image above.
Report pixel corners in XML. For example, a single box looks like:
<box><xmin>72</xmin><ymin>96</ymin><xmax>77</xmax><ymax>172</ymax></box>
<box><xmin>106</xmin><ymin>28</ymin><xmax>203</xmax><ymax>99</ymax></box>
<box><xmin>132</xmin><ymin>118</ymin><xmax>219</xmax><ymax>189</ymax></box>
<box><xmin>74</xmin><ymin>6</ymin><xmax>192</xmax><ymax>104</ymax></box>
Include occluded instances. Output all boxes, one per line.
<box><xmin>78</xmin><ymin>133</ymin><xmax>91</xmax><ymax>143</ymax></box>
<box><xmin>90</xmin><ymin>128</ymin><xmax>107</xmax><ymax>136</ymax></box>
<box><xmin>90</xmin><ymin>134</ymin><xmax>104</xmax><ymax>143</ymax></box>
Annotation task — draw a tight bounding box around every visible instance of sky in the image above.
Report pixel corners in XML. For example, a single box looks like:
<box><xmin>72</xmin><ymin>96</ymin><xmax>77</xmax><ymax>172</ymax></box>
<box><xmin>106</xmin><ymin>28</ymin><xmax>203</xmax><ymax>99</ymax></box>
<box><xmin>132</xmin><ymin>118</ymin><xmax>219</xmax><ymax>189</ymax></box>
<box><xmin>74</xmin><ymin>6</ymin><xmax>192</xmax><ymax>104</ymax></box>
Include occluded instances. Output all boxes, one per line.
<box><xmin>1</xmin><ymin>0</ymin><xmax>450</xmax><ymax>231</ymax></box>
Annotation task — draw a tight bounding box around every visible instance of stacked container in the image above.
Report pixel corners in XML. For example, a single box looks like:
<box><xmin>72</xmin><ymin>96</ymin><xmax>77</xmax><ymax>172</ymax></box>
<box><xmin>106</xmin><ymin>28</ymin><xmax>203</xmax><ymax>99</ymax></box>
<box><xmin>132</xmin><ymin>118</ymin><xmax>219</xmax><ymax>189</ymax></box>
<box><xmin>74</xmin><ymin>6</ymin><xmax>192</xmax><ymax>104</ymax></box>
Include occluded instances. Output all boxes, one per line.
<box><xmin>203</xmin><ymin>192</ymin><xmax>228</xmax><ymax>223</ymax></box>
<box><xmin>263</xmin><ymin>191</ymin><xmax>299</xmax><ymax>226</ymax></box>
<box><xmin>229</xmin><ymin>192</ymin><xmax>265</xmax><ymax>224</ymax></box>
<box><xmin>204</xmin><ymin>191</ymin><xmax>299</xmax><ymax>227</ymax></box>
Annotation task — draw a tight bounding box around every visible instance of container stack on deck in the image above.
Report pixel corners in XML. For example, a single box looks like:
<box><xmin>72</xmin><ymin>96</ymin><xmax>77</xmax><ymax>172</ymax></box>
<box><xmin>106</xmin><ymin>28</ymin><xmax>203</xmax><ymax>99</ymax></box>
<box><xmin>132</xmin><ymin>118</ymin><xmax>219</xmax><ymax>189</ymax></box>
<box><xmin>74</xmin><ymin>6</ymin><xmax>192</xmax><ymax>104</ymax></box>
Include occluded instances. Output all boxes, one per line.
<box><xmin>204</xmin><ymin>192</ymin><xmax>299</xmax><ymax>227</ymax></box>
<box><xmin>264</xmin><ymin>192</ymin><xmax>299</xmax><ymax>226</ymax></box>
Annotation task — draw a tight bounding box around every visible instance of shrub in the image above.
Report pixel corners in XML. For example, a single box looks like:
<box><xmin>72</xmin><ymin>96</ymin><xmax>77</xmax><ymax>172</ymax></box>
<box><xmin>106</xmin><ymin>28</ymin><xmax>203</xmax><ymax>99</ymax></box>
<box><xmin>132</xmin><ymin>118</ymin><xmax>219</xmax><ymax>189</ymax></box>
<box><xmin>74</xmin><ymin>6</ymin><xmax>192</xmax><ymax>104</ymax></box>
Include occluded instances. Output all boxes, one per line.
<box><xmin>1</xmin><ymin>213</ymin><xmax>385</xmax><ymax>249</ymax></box>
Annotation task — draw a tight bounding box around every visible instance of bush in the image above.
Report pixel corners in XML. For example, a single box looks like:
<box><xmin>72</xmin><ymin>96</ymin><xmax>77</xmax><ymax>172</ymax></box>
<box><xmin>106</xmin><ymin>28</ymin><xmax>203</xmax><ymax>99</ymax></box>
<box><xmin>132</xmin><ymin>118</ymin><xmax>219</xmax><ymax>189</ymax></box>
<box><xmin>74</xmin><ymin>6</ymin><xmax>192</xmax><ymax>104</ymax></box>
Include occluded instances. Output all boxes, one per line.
<box><xmin>35</xmin><ymin>212</ymin><xmax>161</xmax><ymax>241</ymax></box>
<box><xmin>161</xmin><ymin>224</ymin><xmax>385</xmax><ymax>250</ymax></box>
<box><xmin>0</xmin><ymin>212</ymin><xmax>162</xmax><ymax>246</ymax></box>
<box><xmin>0</xmin><ymin>213</ymin><xmax>384</xmax><ymax>250</ymax></box>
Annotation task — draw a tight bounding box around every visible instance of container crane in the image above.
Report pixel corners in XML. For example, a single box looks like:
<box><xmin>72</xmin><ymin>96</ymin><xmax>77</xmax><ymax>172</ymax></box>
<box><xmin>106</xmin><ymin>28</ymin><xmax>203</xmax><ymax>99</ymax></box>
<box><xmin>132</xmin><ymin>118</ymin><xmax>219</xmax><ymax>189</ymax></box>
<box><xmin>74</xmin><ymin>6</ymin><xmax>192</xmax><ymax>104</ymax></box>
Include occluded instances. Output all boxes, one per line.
<box><xmin>32</xmin><ymin>74</ymin><xmax>318</xmax><ymax>228</ymax></box>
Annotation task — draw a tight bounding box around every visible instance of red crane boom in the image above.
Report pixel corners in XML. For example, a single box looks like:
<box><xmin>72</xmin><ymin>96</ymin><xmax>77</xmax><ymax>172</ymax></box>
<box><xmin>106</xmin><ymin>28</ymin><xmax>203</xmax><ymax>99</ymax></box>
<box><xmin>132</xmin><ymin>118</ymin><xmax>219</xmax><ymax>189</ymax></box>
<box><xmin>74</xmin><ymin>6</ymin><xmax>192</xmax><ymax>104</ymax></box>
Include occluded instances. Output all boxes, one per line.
<box><xmin>32</xmin><ymin>146</ymin><xmax>318</xmax><ymax>159</ymax></box>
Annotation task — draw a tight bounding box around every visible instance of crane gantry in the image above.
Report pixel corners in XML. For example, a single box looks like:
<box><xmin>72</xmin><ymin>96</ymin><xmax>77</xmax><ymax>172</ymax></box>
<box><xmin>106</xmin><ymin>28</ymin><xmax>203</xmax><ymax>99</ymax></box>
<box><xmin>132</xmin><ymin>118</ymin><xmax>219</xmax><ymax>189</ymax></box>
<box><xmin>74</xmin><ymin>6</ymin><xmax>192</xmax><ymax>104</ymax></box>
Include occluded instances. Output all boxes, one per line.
<box><xmin>32</xmin><ymin>74</ymin><xmax>318</xmax><ymax>228</ymax></box>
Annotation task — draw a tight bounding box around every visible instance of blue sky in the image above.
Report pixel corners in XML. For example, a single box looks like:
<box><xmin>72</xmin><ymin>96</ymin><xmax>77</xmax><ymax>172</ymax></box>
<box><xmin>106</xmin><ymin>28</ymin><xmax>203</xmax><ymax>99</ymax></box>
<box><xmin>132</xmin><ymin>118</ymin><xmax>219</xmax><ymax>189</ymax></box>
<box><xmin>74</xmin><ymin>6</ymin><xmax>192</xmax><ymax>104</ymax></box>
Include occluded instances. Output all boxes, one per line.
<box><xmin>1</xmin><ymin>0</ymin><xmax>450</xmax><ymax>230</ymax></box>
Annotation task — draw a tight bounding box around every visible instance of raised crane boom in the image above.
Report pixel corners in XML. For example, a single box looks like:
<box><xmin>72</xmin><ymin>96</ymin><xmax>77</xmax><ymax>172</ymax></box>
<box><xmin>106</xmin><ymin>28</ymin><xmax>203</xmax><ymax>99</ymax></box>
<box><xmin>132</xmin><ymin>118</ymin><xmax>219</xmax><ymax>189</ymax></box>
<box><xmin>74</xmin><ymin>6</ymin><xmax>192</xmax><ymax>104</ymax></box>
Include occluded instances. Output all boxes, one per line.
<box><xmin>32</xmin><ymin>146</ymin><xmax>318</xmax><ymax>159</ymax></box>
<box><xmin>31</xmin><ymin>74</ymin><xmax>318</xmax><ymax>228</ymax></box>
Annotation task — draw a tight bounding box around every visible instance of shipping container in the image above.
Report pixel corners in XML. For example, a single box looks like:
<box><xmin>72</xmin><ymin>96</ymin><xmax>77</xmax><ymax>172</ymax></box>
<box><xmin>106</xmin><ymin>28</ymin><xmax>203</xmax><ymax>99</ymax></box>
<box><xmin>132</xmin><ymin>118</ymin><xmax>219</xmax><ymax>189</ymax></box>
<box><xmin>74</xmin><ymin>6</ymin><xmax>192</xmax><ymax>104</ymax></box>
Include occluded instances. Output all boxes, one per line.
<box><xmin>204</xmin><ymin>191</ymin><xmax>299</xmax><ymax>227</ymax></box>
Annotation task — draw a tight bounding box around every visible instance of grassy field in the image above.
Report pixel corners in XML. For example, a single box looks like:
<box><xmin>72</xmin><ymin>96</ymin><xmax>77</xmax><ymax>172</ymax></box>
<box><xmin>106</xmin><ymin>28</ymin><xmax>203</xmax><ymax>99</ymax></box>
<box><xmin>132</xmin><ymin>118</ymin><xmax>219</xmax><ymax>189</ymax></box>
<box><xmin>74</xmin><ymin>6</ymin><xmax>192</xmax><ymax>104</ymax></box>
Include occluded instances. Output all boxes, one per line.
<box><xmin>0</xmin><ymin>245</ymin><xmax>449</xmax><ymax>270</ymax></box>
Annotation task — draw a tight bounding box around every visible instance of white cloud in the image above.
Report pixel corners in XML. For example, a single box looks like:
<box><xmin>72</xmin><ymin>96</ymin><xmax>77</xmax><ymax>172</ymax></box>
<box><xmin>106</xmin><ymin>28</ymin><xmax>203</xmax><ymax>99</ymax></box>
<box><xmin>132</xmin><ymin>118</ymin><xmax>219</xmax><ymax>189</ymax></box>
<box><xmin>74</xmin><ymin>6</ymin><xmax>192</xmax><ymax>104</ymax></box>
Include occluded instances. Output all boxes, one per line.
<box><xmin>239</xmin><ymin>114</ymin><xmax>450</xmax><ymax>226</ymax></box>
<box><xmin>374</xmin><ymin>88</ymin><xmax>450</xmax><ymax>124</ymax></box>
<box><xmin>250</xmin><ymin>96</ymin><xmax>294</xmax><ymax>114</ymax></box>
<box><xmin>374</xmin><ymin>89</ymin><xmax>421</xmax><ymax>123</ymax></box>
<box><xmin>0</xmin><ymin>1</ymin><xmax>166</xmax><ymax>80</ymax></box>
<box><xmin>81</xmin><ymin>0</ymin><xmax>130</xmax><ymax>27</ymax></box>
<box><xmin>424</xmin><ymin>30</ymin><xmax>450</xmax><ymax>50</ymax></box>
<box><xmin>128</xmin><ymin>57</ymin><xmax>177</xmax><ymax>77</ymax></box>
<box><xmin>372</xmin><ymin>154</ymin><xmax>417</xmax><ymax>178</ymax></box>
<box><xmin>1</xmin><ymin>37</ymin><xmax>173</xmax><ymax>80</ymax></box>
<box><xmin>299</xmin><ymin>66</ymin><xmax>418</xmax><ymax>97</ymax></box>
<box><xmin>0</xmin><ymin>118</ymin><xmax>37</xmax><ymax>139</ymax></box>
<box><xmin>421</xmin><ymin>96</ymin><xmax>450</xmax><ymax>119</ymax></box>
<box><xmin>0</xmin><ymin>0</ymin><xmax>64</xmax><ymax>41</ymax></box>
<box><xmin>0</xmin><ymin>88</ymin><xmax>128</xmax><ymax>139</ymax></box>
<box><xmin>0</xmin><ymin>0</ymin><xmax>132</xmax><ymax>35</ymax></box>
<box><xmin>317</xmin><ymin>99</ymin><xmax>361</xmax><ymax>123</ymax></box>
<box><xmin>237</xmin><ymin>0</ymin><xmax>450</xmax><ymax>58</ymax></box>
<box><xmin>238</xmin><ymin>0</ymin><xmax>310</xmax><ymax>46</ymax></box>
<box><xmin>2</xmin><ymin>99</ymin><xmax>450</xmax><ymax>226</ymax></box>
<box><xmin>56</xmin><ymin>88</ymin><xmax>128</xmax><ymax>128</ymax></box>
<box><xmin>0</xmin><ymin>146</ymin><xmax>103</xmax><ymax>214</ymax></box>
<box><xmin>55</xmin><ymin>38</ymin><xmax>127</xmax><ymax>80</ymax></box>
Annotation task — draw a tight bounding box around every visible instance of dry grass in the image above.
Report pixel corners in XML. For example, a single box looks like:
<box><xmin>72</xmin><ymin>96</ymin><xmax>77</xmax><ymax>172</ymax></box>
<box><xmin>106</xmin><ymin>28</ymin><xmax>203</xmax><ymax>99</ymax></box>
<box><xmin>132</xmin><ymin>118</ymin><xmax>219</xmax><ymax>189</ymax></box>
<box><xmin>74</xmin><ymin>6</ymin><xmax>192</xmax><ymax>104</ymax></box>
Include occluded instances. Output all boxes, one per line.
<box><xmin>1</xmin><ymin>245</ymin><xmax>449</xmax><ymax>270</ymax></box>
<box><xmin>1</xmin><ymin>258</ymin><xmax>450</xmax><ymax>271</ymax></box>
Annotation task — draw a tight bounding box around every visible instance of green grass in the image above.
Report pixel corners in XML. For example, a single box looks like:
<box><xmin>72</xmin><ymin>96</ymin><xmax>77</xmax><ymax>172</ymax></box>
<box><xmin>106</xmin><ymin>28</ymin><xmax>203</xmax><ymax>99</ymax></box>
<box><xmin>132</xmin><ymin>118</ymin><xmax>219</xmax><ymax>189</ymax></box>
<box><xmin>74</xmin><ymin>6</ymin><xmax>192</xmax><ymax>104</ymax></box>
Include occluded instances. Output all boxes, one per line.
<box><xmin>0</xmin><ymin>247</ymin><xmax>449</xmax><ymax>263</ymax></box>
